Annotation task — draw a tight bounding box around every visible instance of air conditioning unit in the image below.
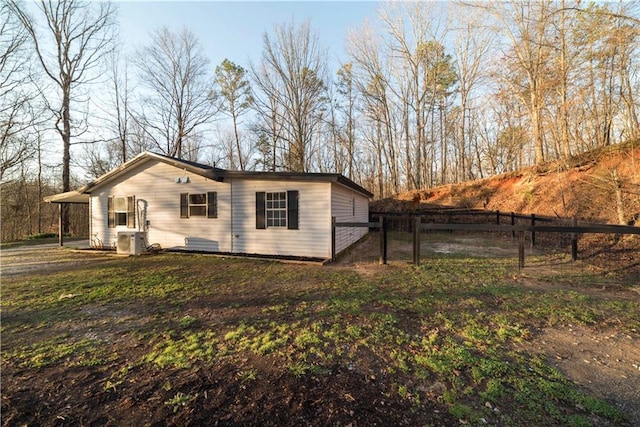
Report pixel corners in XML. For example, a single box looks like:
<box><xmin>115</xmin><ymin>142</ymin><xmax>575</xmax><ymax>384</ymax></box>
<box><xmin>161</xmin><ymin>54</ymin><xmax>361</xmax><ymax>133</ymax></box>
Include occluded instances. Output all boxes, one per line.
<box><xmin>117</xmin><ymin>231</ymin><xmax>147</xmax><ymax>255</ymax></box>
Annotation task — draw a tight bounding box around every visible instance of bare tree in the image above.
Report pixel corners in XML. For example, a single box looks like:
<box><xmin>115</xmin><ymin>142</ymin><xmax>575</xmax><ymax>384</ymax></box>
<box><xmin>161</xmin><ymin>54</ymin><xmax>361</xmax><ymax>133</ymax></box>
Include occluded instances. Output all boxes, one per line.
<box><xmin>134</xmin><ymin>26</ymin><xmax>216</xmax><ymax>159</ymax></box>
<box><xmin>348</xmin><ymin>3</ymin><xmax>457</xmax><ymax>193</ymax></box>
<box><xmin>106</xmin><ymin>49</ymin><xmax>132</xmax><ymax>163</ymax></box>
<box><xmin>251</xmin><ymin>59</ymin><xmax>285</xmax><ymax>172</ymax></box>
<box><xmin>548</xmin><ymin>0</ymin><xmax>576</xmax><ymax>159</ymax></box>
<box><xmin>347</xmin><ymin>20</ymin><xmax>397</xmax><ymax>196</ymax></box>
<box><xmin>252</xmin><ymin>19</ymin><xmax>327</xmax><ymax>172</ymax></box>
<box><xmin>452</xmin><ymin>5</ymin><xmax>494</xmax><ymax>182</ymax></box>
<box><xmin>380</xmin><ymin>2</ymin><xmax>441</xmax><ymax>189</ymax></box>
<box><xmin>83</xmin><ymin>48</ymin><xmax>135</xmax><ymax>177</ymax></box>
<box><xmin>0</xmin><ymin>1</ymin><xmax>43</xmax><ymax>179</ymax></box>
<box><xmin>573</xmin><ymin>2</ymin><xmax>639</xmax><ymax>148</ymax></box>
<box><xmin>8</xmin><ymin>0</ymin><xmax>116</xmax><ymax>233</ymax></box>
<box><xmin>335</xmin><ymin>62</ymin><xmax>358</xmax><ymax>179</ymax></box>
<box><xmin>483</xmin><ymin>0</ymin><xmax>554</xmax><ymax>166</ymax></box>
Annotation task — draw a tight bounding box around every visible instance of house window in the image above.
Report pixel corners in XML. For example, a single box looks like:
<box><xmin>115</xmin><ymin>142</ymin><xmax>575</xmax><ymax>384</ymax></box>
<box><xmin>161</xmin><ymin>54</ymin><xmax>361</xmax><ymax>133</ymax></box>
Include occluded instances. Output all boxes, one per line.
<box><xmin>266</xmin><ymin>192</ymin><xmax>287</xmax><ymax>227</ymax></box>
<box><xmin>180</xmin><ymin>192</ymin><xmax>217</xmax><ymax>218</ymax></box>
<box><xmin>256</xmin><ymin>191</ymin><xmax>298</xmax><ymax>230</ymax></box>
<box><xmin>108</xmin><ymin>196</ymin><xmax>135</xmax><ymax>228</ymax></box>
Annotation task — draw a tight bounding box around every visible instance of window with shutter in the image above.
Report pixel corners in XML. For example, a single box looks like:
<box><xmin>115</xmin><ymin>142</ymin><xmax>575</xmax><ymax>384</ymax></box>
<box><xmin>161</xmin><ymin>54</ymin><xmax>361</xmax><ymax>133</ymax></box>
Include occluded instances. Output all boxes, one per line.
<box><xmin>257</xmin><ymin>191</ymin><xmax>299</xmax><ymax>229</ymax></box>
<box><xmin>108</xmin><ymin>196</ymin><xmax>135</xmax><ymax>228</ymax></box>
<box><xmin>180</xmin><ymin>192</ymin><xmax>217</xmax><ymax>218</ymax></box>
<box><xmin>189</xmin><ymin>194</ymin><xmax>207</xmax><ymax>216</ymax></box>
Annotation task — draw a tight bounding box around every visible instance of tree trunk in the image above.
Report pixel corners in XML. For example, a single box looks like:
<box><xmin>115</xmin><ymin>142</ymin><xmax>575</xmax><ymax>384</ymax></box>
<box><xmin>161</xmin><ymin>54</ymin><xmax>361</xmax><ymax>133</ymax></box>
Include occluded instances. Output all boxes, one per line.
<box><xmin>404</xmin><ymin>104</ymin><xmax>412</xmax><ymax>190</ymax></box>
<box><xmin>531</xmin><ymin>88</ymin><xmax>545</xmax><ymax>165</ymax></box>
<box><xmin>61</xmin><ymin>89</ymin><xmax>71</xmax><ymax>235</ymax></box>
<box><xmin>232</xmin><ymin>110</ymin><xmax>244</xmax><ymax>170</ymax></box>
<box><xmin>376</xmin><ymin>120</ymin><xmax>384</xmax><ymax>198</ymax></box>
<box><xmin>611</xmin><ymin>169</ymin><xmax>626</xmax><ymax>225</ymax></box>
<box><xmin>558</xmin><ymin>3</ymin><xmax>571</xmax><ymax>159</ymax></box>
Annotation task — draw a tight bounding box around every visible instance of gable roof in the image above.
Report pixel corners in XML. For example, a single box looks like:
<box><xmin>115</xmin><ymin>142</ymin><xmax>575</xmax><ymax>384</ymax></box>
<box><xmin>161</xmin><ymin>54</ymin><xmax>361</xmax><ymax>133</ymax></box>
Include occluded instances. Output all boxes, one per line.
<box><xmin>45</xmin><ymin>151</ymin><xmax>373</xmax><ymax>203</ymax></box>
<box><xmin>77</xmin><ymin>151</ymin><xmax>225</xmax><ymax>193</ymax></box>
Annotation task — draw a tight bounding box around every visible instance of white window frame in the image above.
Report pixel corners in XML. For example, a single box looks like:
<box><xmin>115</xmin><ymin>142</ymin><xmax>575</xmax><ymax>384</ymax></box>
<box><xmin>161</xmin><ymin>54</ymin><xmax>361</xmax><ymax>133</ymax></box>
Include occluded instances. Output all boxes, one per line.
<box><xmin>113</xmin><ymin>196</ymin><xmax>128</xmax><ymax>226</ymax></box>
<box><xmin>188</xmin><ymin>193</ymin><xmax>207</xmax><ymax>217</ymax></box>
<box><xmin>108</xmin><ymin>195</ymin><xmax>135</xmax><ymax>228</ymax></box>
<box><xmin>266</xmin><ymin>191</ymin><xmax>287</xmax><ymax>228</ymax></box>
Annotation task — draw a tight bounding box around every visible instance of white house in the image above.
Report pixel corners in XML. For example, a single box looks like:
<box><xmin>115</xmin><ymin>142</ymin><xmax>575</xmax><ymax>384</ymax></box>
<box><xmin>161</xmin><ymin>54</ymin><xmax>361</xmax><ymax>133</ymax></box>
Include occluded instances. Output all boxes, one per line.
<box><xmin>45</xmin><ymin>152</ymin><xmax>372</xmax><ymax>260</ymax></box>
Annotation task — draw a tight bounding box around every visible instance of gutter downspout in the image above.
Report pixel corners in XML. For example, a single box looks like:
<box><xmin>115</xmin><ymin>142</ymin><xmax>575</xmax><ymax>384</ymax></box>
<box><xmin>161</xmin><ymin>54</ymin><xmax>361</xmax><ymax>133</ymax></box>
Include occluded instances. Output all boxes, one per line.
<box><xmin>88</xmin><ymin>197</ymin><xmax>92</xmax><ymax>247</ymax></box>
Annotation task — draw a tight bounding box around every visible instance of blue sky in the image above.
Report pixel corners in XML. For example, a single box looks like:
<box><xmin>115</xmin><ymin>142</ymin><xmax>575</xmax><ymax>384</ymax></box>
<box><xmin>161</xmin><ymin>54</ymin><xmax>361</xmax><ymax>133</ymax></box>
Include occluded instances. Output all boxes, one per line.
<box><xmin>116</xmin><ymin>1</ymin><xmax>382</xmax><ymax>71</ymax></box>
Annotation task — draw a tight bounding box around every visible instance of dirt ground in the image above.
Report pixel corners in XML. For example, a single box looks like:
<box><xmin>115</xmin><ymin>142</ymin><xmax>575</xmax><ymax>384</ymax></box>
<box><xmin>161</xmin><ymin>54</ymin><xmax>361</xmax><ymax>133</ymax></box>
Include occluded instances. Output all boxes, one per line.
<box><xmin>372</xmin><ymin>144</ymin><xmax>640</xmax><ymax>225</ymax></box>
<box><xmin>0</xmin><ymin>240</ymin><xmax>106</xmax><ymax>278</ymax></box>
<box><xmin>523</xmin><ymin>325</ymin><xmax>640</xmax><ymax>425</ymax></box>
<box><xmin>2</xmin><ymin>239</ymin><xmax>639</xmax><ymax>426</ymax></box>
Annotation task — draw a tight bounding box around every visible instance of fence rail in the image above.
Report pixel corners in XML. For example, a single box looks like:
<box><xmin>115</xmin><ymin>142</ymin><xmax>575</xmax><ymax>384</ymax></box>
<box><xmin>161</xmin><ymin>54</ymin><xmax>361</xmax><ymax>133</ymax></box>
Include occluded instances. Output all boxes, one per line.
<box><xmin>333</xmin><ymin>212</ymin><xmax>640</xmax><ymax>268</ymax></box>
<box><xmin>370</xmin><ymin>209</ymin><xmax>558</xmax><ymax>223</ymax></box>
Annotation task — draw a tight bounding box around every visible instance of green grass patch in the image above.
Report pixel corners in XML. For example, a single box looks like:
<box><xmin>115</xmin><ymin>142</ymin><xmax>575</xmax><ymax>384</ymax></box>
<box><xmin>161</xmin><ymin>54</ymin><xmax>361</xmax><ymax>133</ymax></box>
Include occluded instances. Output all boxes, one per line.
<box><xmin>164</xmin><ymin>392</ymin><xmax>195</xmax><ymax>413</ymax></box>
<box><xmin>144</xmin><ymin>330</ymin><xmax>219</xmax><ymax>368</ymax></box>
<box><xmin>4</xmin><ymin>334</ymin><xmax>114</xmax><ymax>368</ymax></box>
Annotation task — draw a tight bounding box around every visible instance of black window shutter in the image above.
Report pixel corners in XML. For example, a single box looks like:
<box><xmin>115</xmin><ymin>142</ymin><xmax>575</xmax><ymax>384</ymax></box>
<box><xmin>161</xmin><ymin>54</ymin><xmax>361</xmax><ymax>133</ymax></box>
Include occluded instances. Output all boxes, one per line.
<box><xmin>107</xmin><ymin>197</ymin><xmax>115</xmax><ymax>228</ymax></box>
<box><xmin>256</xmin><ymin>192</ymin><xmax>266</xmax><ymax>229</ymax></box>
<box><xmin>180</xmin><ymin>193</ymin><xmax>189</xmax><ymax>218</ymax></box>
<box><xmin>287</xmin><ymin>190</ymin><xmax>299</xmax><ymax>230</ymax></box>
<box><xmin>207</xmin><ymin>192</ymin><xmax>217</xmax><ymax>218</ymax></box>
<box><xmin>127</xmin><ymin>196</ymin><xmax>136</xmax><ymax>228</ymax></box>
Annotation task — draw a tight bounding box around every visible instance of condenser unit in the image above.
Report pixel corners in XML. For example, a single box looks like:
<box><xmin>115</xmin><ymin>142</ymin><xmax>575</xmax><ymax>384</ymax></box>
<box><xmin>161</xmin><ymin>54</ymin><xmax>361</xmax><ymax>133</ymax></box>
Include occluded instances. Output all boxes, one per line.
<box><xmin>117</xmin><ymin>231</ymin><xmax>146</xmax><ymax>255</ymax></box>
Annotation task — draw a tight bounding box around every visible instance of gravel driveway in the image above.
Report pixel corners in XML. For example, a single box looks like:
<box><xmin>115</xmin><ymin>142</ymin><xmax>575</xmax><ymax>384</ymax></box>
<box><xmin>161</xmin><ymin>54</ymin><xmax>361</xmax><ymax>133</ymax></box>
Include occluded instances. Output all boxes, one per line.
<box><xmin>0</xmin><ymin>241</ymin><xmax>114</xmax><ymax>278</ymax></box>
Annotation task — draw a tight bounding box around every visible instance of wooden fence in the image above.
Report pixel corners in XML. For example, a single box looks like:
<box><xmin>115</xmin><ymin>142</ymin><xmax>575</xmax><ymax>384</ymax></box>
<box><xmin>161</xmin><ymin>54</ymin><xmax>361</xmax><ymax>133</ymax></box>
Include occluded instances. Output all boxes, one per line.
<box><xmin>332</xmin><ymin>211</ymin><xmax>640</xmax><ymax>268</ymax></box>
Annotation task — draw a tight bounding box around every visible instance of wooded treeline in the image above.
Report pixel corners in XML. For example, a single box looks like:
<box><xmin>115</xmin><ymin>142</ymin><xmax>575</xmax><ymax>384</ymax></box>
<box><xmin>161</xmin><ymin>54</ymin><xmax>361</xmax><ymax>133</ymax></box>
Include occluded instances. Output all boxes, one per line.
<box><xmin>2</xmin><ymin>0</ymin><xmax>639</xmax><ymax>241</ymax></box>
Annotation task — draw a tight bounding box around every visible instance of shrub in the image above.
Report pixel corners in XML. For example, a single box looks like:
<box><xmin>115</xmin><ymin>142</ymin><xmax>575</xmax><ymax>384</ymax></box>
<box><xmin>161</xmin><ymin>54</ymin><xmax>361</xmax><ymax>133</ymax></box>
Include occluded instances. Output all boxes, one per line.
<box><xmin>26</xmin><ymin>233</ymin><xmax>58</xmax><ymax>240</ymax></box>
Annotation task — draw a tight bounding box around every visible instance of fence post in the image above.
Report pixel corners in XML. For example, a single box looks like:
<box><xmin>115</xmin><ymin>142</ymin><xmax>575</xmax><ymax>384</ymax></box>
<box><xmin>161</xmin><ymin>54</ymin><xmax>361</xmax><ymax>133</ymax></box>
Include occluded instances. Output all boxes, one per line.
<box><xmin>530</xmin><ymin>214</ymin><xmax>536</xmax><ymax>248</ymax></box>
<box><xmin>511</xmin><ymin>212</ymin><xmax>516</xmax><ymax>240</ymax></box>
<box><xmin>496</xmin><ymin>210</ymin><xmax>500</xmax><ymax>225</ymax></box>
<box><xmin>379</xmin><ymin>216</ymin><xmax>388</xmax><ymax>265</ymax></box>
<box><xmin>413</xmin><ymin>216</ymin><xmax>420</xmax><ymax>266</ymax></box>
<box><xmin>518</xmin><ymin>230</ymin><xmax>525</xmax><ymax>270</ymax></box>
<box><xmin>571</xmin><ymin>216</ymin><xmax>578</xmax><ymax>262</ymax></box>
<box><xmin>331</xmin><ymin>216</ymin><xmax>336</xmax><ymax>262</ymax></box>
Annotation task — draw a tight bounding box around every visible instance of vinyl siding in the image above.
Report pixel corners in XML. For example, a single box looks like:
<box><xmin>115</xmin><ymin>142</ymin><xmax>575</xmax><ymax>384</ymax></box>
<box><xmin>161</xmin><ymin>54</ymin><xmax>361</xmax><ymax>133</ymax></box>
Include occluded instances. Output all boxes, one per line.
<box><xmin>230</xmin><ymin>179</ymin><xmax>331</xmax><ymax>258</ymax></box>
<box><xmin>331</xmin><ymin>183</ymin><xmax>369</xmax><ymax>254</ymax></box>
<box><xmin>90</xmin><ymin>160</ymin><xmax>231</xmax><ymax>251</ymax></box>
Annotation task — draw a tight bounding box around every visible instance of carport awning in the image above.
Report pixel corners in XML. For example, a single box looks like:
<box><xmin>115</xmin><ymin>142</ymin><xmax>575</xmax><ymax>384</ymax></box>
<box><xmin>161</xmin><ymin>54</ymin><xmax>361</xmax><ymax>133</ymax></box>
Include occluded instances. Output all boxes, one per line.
<box><xmin>44</xmin><ymin>190</ymin><xmax>89</xmax><ymax>204</ymax></box>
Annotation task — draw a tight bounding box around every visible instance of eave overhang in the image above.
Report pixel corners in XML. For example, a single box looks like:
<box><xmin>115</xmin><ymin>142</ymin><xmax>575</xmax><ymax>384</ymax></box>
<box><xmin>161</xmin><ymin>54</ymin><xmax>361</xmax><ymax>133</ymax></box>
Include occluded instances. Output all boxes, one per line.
<box><xmin>43</xmin><ymin>190</ymin><xmax>90</xmax><ymax>204</ymax></box>
<box><xmin>218</xmin><ymin>170</ymin><xmax>374</xmax><ymax>198</ymax></box>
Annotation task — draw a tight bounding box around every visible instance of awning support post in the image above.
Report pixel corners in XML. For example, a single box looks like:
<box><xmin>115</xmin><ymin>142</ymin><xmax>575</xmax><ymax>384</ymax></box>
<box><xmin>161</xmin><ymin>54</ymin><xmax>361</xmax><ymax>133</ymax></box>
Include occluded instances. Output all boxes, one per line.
<box><xmin>58</xmin><ymin>203</ymin><xmax>64</xmax><ymax>246</ymax></box>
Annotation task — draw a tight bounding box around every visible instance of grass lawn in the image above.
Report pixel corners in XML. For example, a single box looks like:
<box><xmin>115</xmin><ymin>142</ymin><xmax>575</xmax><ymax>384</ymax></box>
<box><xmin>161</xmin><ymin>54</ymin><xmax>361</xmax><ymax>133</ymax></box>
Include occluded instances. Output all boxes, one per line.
<box><xmin>2</xmin><ymin>252</ymin><xmax>638</xmax><ymax>426</ymax></box>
